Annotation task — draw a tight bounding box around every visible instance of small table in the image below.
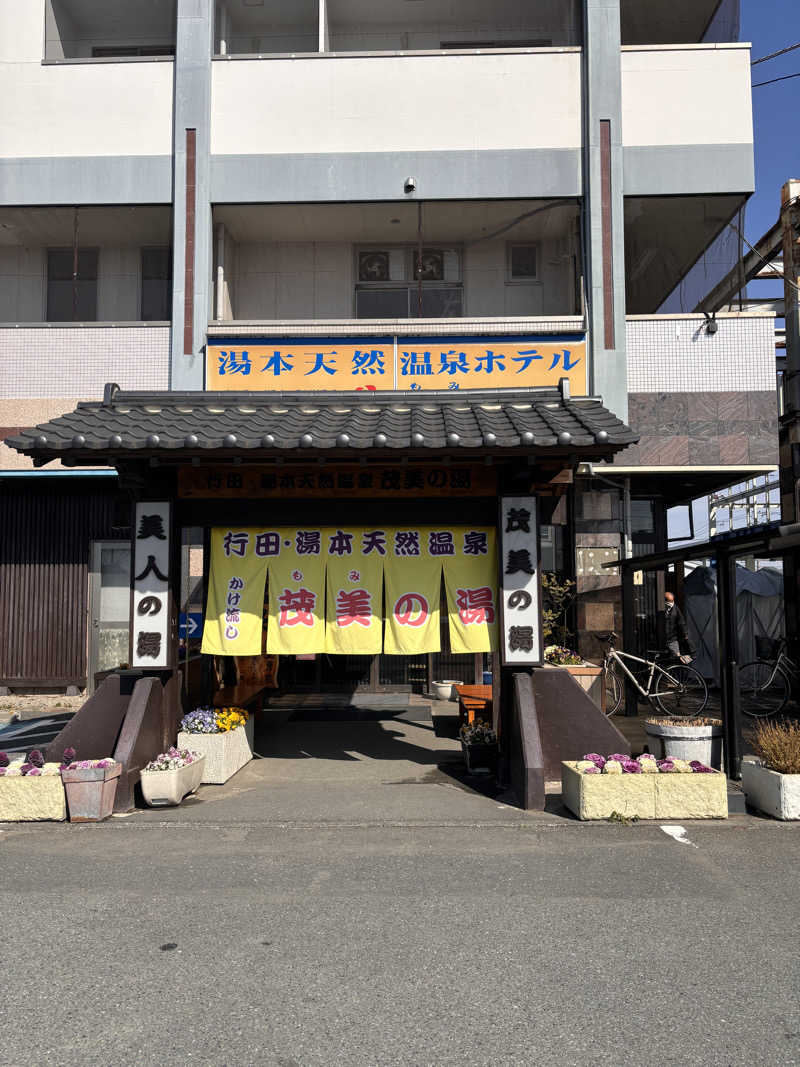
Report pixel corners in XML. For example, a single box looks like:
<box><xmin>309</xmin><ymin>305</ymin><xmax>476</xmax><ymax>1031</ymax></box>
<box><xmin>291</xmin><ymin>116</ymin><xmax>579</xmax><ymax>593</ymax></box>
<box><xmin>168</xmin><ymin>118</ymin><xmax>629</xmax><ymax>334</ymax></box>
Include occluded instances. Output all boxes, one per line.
<box><xmin>455</xmin><ymin>684</ymin><xmax>493</xmax><ymax>726</ymax></box>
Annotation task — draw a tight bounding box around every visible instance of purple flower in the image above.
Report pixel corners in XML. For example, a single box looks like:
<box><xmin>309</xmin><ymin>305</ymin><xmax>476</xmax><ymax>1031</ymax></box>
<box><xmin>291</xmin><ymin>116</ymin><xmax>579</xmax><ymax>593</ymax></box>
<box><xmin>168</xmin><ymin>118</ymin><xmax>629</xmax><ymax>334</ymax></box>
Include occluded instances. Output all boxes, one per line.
<box><xmin>77</xmin><ymin>759</ymin><xmax>93</xmax><ymax>769</ymax></box>
<box><xmin>657</xmin><ymin>759</ymin><xmax>676</xmax><ymax>773</ymax></box>
<box><xmin>583</xmin><ymin>753</ymin><xmax>604</xmax><ymax>763</ymax></box>
<box><xmin>26</xmin><ymin>767</ymin><xmax>42</xmax><ymax>776</ymax></box>
<box><xmin>0</xmin><ymin>752</ymin><xmax>9</xmax><ymax>768</ymax></box>
<box><xmin>583</xmin><ymin>766</ymin><xmax>601</xmax><ymax>774</ymax></box>
<box><xmin>621</xmin><ymin>759</ymin><xmax>642</xmax><ymax>773</ymax></box>
<box><xmin>19</xmin><ymin>763</ymin><xmax>33</xmax><ymax>775</ymax></box>
<box><xmin>61</xmin><ymin>746</ymin><xmax>76</xmax><ymax>765</ymax></box>
<box><xmin>0</xmin><ymin>768</ymin><xmax>5</xmax><ymax>776</ymax></box>
<box><xmin>690</xmin><ymin>760</ymin><xmax>714</xmax><ymax>773</ymax></box>
<box><xmin>608</xmin><ymin>753</ymin><xmax>629</xmax><ymax>763</ymax></box>
<box><xmin>27</xmin><ymin>749</ymin><xmax>45</xmax><ymax>768</ymax></box>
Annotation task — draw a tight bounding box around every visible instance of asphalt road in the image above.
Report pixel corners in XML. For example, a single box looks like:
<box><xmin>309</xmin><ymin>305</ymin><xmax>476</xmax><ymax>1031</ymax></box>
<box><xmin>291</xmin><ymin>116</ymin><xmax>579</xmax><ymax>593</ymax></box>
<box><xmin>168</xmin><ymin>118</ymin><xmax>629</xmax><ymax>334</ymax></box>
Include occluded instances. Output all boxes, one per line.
<box><xmin>2</xmin><ymin>819</ymin><xmax>799</xmax><ymax>1066</ymax></box>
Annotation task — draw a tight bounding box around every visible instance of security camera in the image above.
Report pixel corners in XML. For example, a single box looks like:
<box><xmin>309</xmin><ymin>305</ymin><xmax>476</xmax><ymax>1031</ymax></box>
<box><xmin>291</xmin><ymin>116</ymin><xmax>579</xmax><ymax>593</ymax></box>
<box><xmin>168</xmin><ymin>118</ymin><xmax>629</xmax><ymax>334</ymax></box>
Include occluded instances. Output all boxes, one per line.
<box><xmin>404</xmin><ymin>177</ymin><xmax>417</xmax><ymax>194</ymax></box>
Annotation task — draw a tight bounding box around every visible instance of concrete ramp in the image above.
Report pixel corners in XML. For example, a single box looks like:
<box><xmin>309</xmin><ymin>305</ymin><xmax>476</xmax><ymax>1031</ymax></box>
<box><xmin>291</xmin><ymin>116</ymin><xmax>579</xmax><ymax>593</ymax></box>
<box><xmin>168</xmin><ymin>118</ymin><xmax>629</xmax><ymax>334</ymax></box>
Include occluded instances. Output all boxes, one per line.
<box><xmin>531</xmin><ymin>669</ymin><xmax>630</xmax><ymax>781</ymax></box>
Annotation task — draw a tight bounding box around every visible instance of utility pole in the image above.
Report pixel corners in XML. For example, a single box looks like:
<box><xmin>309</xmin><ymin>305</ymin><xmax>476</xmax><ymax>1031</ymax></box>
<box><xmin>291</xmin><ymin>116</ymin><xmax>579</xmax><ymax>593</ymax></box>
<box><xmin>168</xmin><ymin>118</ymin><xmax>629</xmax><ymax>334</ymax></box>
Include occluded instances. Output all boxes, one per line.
<box><xmin>778</xmin><ymin>179</ymin><xmax>800</xmax><ymax>648</ymax></box>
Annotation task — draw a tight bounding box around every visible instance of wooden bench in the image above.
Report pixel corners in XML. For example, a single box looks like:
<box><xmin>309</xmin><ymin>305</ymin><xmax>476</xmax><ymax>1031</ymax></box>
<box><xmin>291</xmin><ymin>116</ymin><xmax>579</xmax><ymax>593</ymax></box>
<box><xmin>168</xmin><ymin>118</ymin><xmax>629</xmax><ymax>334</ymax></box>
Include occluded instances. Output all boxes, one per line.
<box><xmin>455</xmin><ymin>684</ymin><xmax>493</xmax><ymax>726</ymax></box>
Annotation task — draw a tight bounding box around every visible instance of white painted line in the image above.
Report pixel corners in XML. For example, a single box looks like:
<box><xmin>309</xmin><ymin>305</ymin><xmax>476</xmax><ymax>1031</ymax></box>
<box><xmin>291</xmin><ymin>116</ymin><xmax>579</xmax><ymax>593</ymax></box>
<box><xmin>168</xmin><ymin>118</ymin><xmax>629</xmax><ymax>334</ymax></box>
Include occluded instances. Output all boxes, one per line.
<box><xmin>660</xmin><ymin>824</ymin><xmax>698</xmax><ymax>848</ymax></box>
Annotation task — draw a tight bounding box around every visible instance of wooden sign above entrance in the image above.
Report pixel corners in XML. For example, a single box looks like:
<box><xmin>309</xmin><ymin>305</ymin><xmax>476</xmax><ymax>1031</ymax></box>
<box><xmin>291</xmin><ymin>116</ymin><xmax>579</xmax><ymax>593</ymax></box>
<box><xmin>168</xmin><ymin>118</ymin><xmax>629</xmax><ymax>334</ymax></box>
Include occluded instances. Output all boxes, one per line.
<box><xmin>206</xmin><ymin>334</ymin><xmax>587</xmax><ymax>395</ymax></box>
<box><xmin>178</xmin><ymin>464</ymin><xmax>497</xmax><ymax>499</ymax></box>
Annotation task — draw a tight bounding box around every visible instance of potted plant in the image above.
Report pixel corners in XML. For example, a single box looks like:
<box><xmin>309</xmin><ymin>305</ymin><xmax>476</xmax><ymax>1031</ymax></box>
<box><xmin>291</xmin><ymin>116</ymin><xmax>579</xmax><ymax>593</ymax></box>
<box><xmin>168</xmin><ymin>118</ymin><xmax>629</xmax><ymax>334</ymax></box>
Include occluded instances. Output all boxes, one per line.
<box><xmin>139</xmin><ymin>747</ymin><xmax>205</xmax><ymax>807</ymax></box>
<box><xmin>432</xmin><ymin>679</ymin><xmax>463</xmax><ymax>701</ymax></box>
<box><xmin>459</xmin><ymin>718</ymin><xmax>499</xmax><ymax>774</ymax></box>
<box><xmin>741</xmin><ymin>720</ymin><xmax>800</xmax><ymax>820</ymax></box>
<box><xmin>562</xmin><ymin>751</ymin><xmax>727</xmax><ymax>820</ymax></box>
<box><xmin>60</xmin><ymin>748</ymin><xmax>121</xmax><ymax>822</ymax></box>
<box><xmin>177</xmin><ymin>706</ymin><xmax>254</xmax><ymax>784</ymax></box>
<box><xmin>644</xmin><ymin>717</ymin><xmax>723</xmax><ymax>769</ymax></box>
<box><xmin>0</xmin><ymin>749</ymin><xmax>66</xmax><ymax>822</ymax></box>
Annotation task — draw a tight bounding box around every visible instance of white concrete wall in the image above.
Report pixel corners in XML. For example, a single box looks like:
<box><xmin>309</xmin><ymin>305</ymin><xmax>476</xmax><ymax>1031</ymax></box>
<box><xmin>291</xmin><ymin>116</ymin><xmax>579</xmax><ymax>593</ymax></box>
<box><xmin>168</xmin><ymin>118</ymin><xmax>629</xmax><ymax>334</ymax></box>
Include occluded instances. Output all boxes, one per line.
<box><xmin>0</xmin><ymin>245</ymin><xmax>153</xmax><ymax>321</ymax></box>
<box><xmin>233</xmin><ymin>243</ymin><xmax>354</xmax><ymax>319</ymax></box>
<box><xmin>228</xmin><ymin>238</ymin><xmax>573</xmax><ymax>319</ymax></box>
<box><xmin>212</xmin><ymin>51</ymin><xmax>582</xmax><ymax>155</ymax></box>
<box><xmin>0</xmin><ymin>0</ymin><xmax>173</xmax><ymax>158</ymax></box>
<box><xmin>621</xmin><ymin>45</ymin><xmax>753</xmax><ymax>147</ymax></box>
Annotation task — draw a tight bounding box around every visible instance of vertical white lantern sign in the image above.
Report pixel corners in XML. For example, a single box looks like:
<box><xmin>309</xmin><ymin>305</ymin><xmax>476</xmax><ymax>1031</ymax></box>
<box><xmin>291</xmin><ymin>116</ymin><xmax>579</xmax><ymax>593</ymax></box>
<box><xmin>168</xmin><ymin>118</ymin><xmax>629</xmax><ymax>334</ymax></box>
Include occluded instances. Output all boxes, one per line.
<box><xmin>131</xmin><ymin>501</ymin><xmax>171</xmax><ymax>668</ymax></box>
<box><xmin>499</xmin><ymin>495</ymin><xmax>542</xmax><ymax>666</ymax></box>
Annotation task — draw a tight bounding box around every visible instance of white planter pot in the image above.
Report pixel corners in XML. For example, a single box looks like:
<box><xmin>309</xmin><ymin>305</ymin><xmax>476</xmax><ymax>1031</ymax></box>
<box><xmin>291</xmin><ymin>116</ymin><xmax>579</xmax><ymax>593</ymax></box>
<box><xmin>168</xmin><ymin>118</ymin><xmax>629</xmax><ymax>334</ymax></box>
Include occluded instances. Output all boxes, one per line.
<box><xmin>176</xmin><ymin>718</ymin><xmax>254</xmax><ymax>784</ymax></box>
<box><xmin>561</xmin><ymin>761</ymin><xmax>728</xmax><ymax>820</ymax></box>
<box><xmin>644</xmin><ymin>721</ymin><xmax>723</xmax><ymax>769</ymax></box>
<box><xmin>0</xmin><ymin>774</ymin><xmax>66</xmax><ymax>821</ymax></box>
<box><xmin>140</xmin><ymin>756</ymin><xmax>206</xmax><ymax>807</ymax></box>
<box><xmin>433</xmin><ymin>680</ymin><xmax>462</xmax><ymax>701</ymax></box>
<box><xmin>741</xmin><ymin>760</ymin><xmax>800</xmax><ymax>820</ymax></box>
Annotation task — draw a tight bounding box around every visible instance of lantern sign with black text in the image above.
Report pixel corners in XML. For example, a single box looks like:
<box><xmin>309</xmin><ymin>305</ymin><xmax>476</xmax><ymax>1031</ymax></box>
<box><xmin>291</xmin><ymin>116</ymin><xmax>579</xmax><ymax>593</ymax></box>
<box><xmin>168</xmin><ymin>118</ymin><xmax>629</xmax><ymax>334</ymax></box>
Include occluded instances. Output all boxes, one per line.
<box><xmin>131</xmin><ymin>501</ymin><xmax>171</xmax><ymax>668</ymax></box>
<box><xmin>499</xmin><ymin>496</ymin><xmax>542</xmax><ymax>666</ymax></box>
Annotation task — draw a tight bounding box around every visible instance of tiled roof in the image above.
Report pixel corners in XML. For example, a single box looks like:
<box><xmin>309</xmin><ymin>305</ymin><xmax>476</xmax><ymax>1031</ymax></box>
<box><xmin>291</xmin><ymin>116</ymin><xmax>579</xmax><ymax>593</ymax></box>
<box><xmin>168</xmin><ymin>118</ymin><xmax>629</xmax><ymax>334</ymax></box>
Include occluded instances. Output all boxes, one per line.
<box><xmin>5</xmin><ymin>385</ymin><xmax>638</xmax><ymax>461</ymax></box>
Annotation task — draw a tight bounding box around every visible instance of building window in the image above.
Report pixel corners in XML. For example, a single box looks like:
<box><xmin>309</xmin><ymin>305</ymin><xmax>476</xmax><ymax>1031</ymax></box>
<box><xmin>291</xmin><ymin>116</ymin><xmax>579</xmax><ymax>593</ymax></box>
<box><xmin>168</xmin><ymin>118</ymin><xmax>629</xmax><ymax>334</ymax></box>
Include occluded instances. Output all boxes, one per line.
<box><xmin>141</xmin><ymin>248</ymin><xmax>173</xmax><ymax>321</ymax></box>
<box><xmin>91</xmin><ymin>46</ymin><xmax>175</xmax><ymax>58</ymax></box>
<box><xmin>355</xmin><ymin>246</ymin><xmax>462</xmax><ymax>319</ymax></box>
<box><xmin>507</xmin><ymin>243</ymin><xmax>538</xmax><ymax>282</ymax></box>
<box><xmin>46</xmin><ymin>249</ymin><xmax>98</xmax><ymax>322</ymax></box>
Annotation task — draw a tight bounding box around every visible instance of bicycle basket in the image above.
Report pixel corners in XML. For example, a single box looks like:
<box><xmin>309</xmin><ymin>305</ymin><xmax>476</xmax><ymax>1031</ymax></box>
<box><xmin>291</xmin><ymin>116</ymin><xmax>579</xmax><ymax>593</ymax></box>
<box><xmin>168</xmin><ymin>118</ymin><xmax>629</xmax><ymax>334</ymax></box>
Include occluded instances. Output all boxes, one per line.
<box><xmin>755</xmin><ymin>635</ymin><xmax>781</xmax><ymax>660</ymax></box>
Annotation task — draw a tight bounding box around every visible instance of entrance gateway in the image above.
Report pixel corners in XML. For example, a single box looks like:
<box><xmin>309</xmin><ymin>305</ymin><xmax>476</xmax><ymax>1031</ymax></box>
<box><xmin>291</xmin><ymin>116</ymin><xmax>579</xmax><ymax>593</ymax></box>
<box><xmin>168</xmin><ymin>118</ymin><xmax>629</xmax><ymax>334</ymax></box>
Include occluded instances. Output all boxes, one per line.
<box><xmin>7</xmin><ymin>333</ymin><xmax>639</xmax><ymax>804</ymax></box>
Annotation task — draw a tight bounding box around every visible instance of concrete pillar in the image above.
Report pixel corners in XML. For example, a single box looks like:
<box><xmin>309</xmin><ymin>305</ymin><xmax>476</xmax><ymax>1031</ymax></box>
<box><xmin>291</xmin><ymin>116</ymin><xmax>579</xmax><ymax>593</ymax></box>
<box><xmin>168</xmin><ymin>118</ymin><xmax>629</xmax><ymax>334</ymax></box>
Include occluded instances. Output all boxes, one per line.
<box><xmin>170</xmin><ymin>0</ymin><xmax>214</xmax><ymax>391</ymax></box>
<box><xmin>583</xmin><ymin>0</ymin><xmax>627</xmax><ymax>421</ymax></box>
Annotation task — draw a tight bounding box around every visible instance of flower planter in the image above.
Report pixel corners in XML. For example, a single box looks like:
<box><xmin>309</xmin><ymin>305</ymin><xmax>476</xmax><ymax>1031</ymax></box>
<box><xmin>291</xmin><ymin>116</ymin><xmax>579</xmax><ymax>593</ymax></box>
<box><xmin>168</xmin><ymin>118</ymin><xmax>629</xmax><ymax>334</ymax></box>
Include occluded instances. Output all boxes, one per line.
<box><xmin>561</xmin><ymin>761</ymin><xmax>728</xmax><ymax>820</ymax></box>
<box><xmin>741</xmin><ymin>760</ymin><xmax>800</xmax><ymax>820</ymax></box>
<box><xmin>461</xmin><ymin>740</ymin><xmax>498</xmax><ymax>774</ymax></box>
<box><xmin>644</xmin><ymin>721</ymin><xmax>723</xmax><ymax>769</ymax></box>
<box><xmin>61</xmin><ymin>762</ymin><xmax>121</xmax><ymax>822</ymax></box>
<box><xmin>140</xmin><ymin>756</ymin><xmax>205</xmax><ymax>807</ymax></box>
<box><xmin>433</xmin><ymin>680</ymin><xmax>462</xmax><ymax>701</ymax></box>
<box><xmin>0</xmin><ymin>771</ymin><xmax>66</xmax><ymax>822</ymax></box>
<box><xmin>176</xmin><ymin>718</ymin><xmax>254</xmax><ymax>784</ymax></box>
<box><xmin>543</xmin><ymin>662</ymin><xmax>603</xmax><ymax>711</ymax></box>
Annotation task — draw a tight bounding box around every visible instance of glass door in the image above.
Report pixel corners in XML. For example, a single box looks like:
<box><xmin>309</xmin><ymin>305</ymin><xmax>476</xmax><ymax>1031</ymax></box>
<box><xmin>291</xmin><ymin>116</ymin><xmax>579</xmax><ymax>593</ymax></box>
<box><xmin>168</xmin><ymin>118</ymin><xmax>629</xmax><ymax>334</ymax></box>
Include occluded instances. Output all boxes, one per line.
<box><xmin>88</xmin><ymin>541</ymin><xmax>132</xmax><ymax>691</ymax></box>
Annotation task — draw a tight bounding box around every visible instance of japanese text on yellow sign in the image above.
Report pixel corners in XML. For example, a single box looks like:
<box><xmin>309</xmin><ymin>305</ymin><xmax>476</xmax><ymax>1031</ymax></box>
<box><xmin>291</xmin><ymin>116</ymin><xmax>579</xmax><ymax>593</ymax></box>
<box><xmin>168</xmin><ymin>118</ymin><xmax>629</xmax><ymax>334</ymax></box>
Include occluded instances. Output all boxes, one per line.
<box><xmin>206</xmin><ymin>335</ymin><xmax>586</xmax><ymax>395</ymax></box>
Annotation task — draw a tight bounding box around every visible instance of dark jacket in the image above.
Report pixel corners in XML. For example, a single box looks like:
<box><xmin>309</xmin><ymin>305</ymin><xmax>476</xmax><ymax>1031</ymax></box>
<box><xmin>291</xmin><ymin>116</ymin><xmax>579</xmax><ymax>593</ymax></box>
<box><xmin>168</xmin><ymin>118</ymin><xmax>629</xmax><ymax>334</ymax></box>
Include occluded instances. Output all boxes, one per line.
<box><xmin>664</xmin><ymin>603</ymin><xmax>695</xmax><ymax>656</ymax></box>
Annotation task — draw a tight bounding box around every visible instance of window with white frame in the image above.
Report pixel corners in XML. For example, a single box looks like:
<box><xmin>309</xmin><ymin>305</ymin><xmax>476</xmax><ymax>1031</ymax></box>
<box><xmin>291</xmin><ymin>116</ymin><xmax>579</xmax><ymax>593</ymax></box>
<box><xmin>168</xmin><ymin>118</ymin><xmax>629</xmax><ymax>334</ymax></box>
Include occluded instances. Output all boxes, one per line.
<box><xmin>507</xmin><ymin>243</ymin><xmax>539</xmax><ymax>283</ymax></box>
<box><xmin>355</xmin><ymin>246</ymin><xmax>462</xmax><ymax>319</ymax></box>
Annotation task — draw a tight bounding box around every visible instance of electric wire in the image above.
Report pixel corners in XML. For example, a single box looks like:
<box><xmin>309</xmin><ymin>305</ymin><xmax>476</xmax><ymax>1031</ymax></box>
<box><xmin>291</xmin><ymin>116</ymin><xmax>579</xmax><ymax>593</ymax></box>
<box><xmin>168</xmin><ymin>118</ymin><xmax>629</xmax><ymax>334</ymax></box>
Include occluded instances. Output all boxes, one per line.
<box><xmin>752</xmin><ymin>71</ymin><xmax>800</xmax><ymax>88</ymax></box>
<box><xmin>751</xmin><ymin>41</ymin><xmax>800</xmax><ymax>65</ymax></box>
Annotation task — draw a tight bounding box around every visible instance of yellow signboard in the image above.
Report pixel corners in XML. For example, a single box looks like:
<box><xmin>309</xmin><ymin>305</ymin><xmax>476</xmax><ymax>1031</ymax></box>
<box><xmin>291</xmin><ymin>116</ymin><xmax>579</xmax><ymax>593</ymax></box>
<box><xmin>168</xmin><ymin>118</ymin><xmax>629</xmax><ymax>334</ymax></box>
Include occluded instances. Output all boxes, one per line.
<box><xmin>206</xmin><ymin>334</ymin><xmax>587</xmax><ymax>395</ymax></box>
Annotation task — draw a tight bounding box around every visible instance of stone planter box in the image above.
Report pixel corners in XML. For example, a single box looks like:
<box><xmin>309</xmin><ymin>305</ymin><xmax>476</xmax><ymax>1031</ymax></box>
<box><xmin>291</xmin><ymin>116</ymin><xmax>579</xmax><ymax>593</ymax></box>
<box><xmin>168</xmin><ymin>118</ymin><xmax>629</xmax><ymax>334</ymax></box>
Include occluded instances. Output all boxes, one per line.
<box><xmin>61</xmin><ymin>762</ymin><xmax>121</xmax><ymax>822</ymax></box>
<box><xmin>140</xmin><ymin>756</ymin><xmax>205</xmax><ymax>807</ymax></box>
<box><xmin>561</xmin><ymin>761</ymin><xmax>728</xmax><ymax>820</ymax></box>
<box><xmin>0</xmin><ymin>771</ymin><xmax>66</xmax><ymax>822</ymax></box>
<box><xmin>176</xmin><ymin>718</ymin><xmax>254</xmax><ymax>784</ymax></box>
<box><xmin>741</xmin><ymin>760</ymin><xmax>800</xmax><ymax>820</ymax></box>
<box><xmin>644</xmin><ymin>721</ymin><xmax>723</xmax><ymax>769</ymax></box>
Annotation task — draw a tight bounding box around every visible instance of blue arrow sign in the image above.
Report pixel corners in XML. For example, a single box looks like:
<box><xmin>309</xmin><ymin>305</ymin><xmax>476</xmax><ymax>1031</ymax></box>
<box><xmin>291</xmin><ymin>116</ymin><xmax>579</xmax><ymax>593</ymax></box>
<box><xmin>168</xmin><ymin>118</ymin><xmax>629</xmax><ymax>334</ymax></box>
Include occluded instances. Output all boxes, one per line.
<box><xmin>179</xmin><ymin>612</ymin><xmax>203</xmax><ymax>639</ymax></box>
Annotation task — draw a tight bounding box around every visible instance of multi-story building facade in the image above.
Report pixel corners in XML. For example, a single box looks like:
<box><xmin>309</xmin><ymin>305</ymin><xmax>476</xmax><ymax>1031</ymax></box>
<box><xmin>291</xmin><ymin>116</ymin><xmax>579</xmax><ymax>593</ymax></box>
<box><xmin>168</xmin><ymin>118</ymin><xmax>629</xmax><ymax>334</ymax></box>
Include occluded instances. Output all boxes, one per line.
<box><xmin>0</xmin><ymin>0</ymin><xmax>776</xmax><ymax>694</ymax></box>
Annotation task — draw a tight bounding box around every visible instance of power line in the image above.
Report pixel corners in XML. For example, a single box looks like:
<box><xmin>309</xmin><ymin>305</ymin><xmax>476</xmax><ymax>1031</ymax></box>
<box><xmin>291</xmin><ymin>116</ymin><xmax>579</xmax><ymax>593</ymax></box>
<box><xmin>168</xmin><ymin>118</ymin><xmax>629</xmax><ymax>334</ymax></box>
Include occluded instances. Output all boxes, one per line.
<box><xmin>752</xmin><ymin>71</ymin><xmax>800</xmax><ymax>88</ymax></box>
<box><xmin>751</xmin><ymin>41</ymin><xmax>800</xmax><ymax>65</ymax></box>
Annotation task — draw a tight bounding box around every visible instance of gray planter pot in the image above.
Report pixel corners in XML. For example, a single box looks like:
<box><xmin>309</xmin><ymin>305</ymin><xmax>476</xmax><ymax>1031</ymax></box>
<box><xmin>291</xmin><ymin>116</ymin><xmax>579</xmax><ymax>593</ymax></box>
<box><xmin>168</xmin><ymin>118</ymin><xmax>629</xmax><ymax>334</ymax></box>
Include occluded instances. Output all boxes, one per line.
<box><xmin>644</xmin><ymin>721</ymin><xmax>723</xmax><ymax>769</ymax></box>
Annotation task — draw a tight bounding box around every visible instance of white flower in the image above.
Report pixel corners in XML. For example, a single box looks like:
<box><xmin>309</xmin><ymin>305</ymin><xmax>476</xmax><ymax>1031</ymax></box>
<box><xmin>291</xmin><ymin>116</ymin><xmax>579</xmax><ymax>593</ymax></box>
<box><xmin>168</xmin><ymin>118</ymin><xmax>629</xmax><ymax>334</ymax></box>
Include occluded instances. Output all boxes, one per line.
<box><xmin>603</xmin><ymin>760</ymin><xmax>623</xmax><ymax>775</ymax></box>
<box><xmin>576</xmin><ymin>760</ymin><xmax>597</xmax><ymax>773</ymax></box>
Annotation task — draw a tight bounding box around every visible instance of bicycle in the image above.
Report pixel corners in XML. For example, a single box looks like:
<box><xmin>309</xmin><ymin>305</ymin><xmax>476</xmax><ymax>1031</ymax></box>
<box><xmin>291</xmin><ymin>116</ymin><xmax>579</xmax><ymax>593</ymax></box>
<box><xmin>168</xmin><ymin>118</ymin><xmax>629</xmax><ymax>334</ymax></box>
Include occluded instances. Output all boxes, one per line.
<box><xmin>738</xmin><ymin>637</ymin><xmax>797</xmax><ymax>719</ymax></box>
<box><xmin>598</xmin><ymin>631</ymin><xmax>709</xmax><ymax>718</ymax></box>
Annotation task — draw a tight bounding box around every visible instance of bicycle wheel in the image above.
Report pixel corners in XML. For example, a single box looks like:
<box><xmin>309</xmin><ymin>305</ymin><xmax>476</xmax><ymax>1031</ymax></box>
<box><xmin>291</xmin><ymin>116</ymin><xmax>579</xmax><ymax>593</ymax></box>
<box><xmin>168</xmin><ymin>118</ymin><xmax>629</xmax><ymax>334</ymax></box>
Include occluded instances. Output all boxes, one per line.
<box><xmin>653</xmin><ymin>664</ymin><xmax>708</xmax><ymax>718</ymax></box>
<box><xmin>738</xmin><ymin>661</ymin><xmax>789</xmax><ymax>718</ymax></box>
<box><xmin>604</xmin><ymin>666</ymin><xmax>623</xmax><ymax>716</ymax></box>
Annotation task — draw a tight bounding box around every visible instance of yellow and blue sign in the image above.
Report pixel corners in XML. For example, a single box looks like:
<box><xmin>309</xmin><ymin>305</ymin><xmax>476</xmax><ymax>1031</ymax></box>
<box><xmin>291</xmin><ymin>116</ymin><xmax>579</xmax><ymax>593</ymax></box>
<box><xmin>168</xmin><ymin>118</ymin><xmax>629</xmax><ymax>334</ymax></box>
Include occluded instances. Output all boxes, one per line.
<box><xmin>206</xmin><ymin>334</ymin><xmax>587</xmax><ymax>395</ymax></box>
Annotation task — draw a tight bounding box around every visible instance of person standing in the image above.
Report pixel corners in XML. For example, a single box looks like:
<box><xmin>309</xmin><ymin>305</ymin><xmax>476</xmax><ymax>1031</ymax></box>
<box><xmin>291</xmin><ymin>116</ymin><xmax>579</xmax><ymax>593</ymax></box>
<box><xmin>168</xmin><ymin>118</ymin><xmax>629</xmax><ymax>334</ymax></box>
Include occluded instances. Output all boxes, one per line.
<box><xmin>664</xmin><ymin>591</ymin><xmax>694</xmax><ymax>663</ymax></box>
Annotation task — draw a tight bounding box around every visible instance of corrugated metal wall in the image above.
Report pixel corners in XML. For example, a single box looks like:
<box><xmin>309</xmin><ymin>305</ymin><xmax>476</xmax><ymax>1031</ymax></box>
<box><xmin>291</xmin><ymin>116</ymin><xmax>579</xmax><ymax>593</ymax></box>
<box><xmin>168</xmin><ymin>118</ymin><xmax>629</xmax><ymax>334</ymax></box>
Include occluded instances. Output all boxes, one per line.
<box><xmin>0</xmin><ymin>481</ymin><xmax>126</xmax><ymax>686</ymax></box>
